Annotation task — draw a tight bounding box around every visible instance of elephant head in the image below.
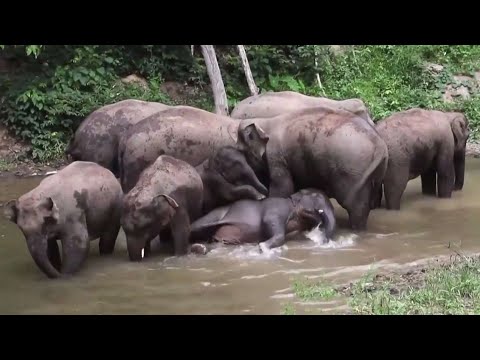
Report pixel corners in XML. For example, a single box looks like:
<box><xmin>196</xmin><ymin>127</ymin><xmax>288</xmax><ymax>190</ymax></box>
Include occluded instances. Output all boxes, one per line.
<box><xmin>121</xmin><ymin>193</ymin><xmax>179</xmax><ymax>261</ymax></box>
<box><xmin>447</xmin><ymin>112</ymin><xmax>470</xmax><ymax>153</ymax></box>
<box><xmin>236</xmin><ymin>122</ymin><xmax>270</xmax><ymax>177</ymax></box>
<box><xmin>3</xmin><ymin>197</ymin><xmax>89</xmax><ymax>279</ymax></box>
<box><xmin>287</xmin><ymin>189</ymin><xmax>336</xmax><ymax>241</ymax></box>
<box><xmin>204</xmin><ymin>146</ymin><xmax>268</xmax><ymax>205</ymax></box>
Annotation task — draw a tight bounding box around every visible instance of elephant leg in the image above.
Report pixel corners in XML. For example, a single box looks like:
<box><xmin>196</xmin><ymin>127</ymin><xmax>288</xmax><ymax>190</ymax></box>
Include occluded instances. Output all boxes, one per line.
<box><xmin>383</xmin><ymin>166</ymin><xmax>409</xmax><ymax>210</ymax></box>
<box><xmin>268</xmin><ymin>163</ymin><xmax>295</xmax><ymax>198</ymax></box>
<box><xmin>259</xmin><ymin>214</ymin><xmax>287</xmax><ymax>251</ymax></box>
<box><xmin>436</xmin><ymin>147</ymin><xmax>455</xmax><ymax>198</ymax></box>
<box><xmin>346</xmin><ymin>184</ymin><xmax>372</xmax><ymax>231</ymax></box>
<box><xmin>370</xmin><ymin>182</ymin><xmax>383</xmax><ymax>209</ymax></box>
<box><xmin>454</xmin><ymin>148</ymin><xmax>466</xmax><ymax>191</ymax></box>
<box><xmin>47</xmin><ymin>239</ymin><xmax>62</xmax><ymax>272</ymax></box>
<box><xmin>99</xmin><ymin>206</ymin><xmax>121</xmax><ymax>255</ymax></box>
<box><xmin>170</xmin><ymin>208</ymin><xmax>191</xmax><ymax>256</ymax></box>
<box><xmin>190</xmin><ymin>205</ymin><xmax>230</xmax><ymax>234</ymax></box>
<box><xmin>144</xmin><ymin>240</ymin><xmax>152</xmax><ymax>257</ymax></box>
<box><xmin>421</xmin><ymin>167</ymin><xmax>437</xmax><ymax>196</ymax></box>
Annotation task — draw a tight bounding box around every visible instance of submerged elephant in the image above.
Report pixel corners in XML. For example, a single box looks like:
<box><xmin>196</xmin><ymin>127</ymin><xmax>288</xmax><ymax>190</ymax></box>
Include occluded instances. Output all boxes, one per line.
<box><xmin>118</xmin><ymin>106</ymin><xmax>269</xmax><ymax>193</ymax></box>
<box><xmin>3</xmin><ymin>162</ymin><xmax>123</xmax><ymax>278</ymax></box>
<box><xmin>121</xmin><ymin>148</ymin><xmax>268</xmax><ymax>261</ymax></box>
<box><xmin>230</xmin><ymin>90</ymin><xmax>375</xmax><ymax>127</ymax></box>
<box><xmin>190</xmin><ymin>188</ymin><xmax>335</xmax><ymax>251</ymax></box>
<box><xmin>66</xmin><ymin>99</ymin><xmax>171</xmax><ymax>176</ymax></box>
<box><xmin>238</xmin><ymin>106</ymin><xmax>388</xmax><ymax>230</ymax></box>
<box><xmin>372</xmin><ymin>108</ymin><xmax>470</xmax><ymax>210</ymax></box>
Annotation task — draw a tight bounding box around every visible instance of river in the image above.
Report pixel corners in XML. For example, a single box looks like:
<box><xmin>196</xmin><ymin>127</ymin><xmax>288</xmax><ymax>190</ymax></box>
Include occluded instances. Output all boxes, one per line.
<box><xmin>1</xmin><ymin>159</ymin><xmax>480</xmax><ymax>314</ymax></box>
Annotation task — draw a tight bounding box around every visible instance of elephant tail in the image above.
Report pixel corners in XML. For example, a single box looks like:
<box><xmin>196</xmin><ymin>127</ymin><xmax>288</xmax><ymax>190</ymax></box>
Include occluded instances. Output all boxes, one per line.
<box><xmin>344</xmin><ymin>139</ymin><xmax>388</xmax><ymax>209</ymax></box>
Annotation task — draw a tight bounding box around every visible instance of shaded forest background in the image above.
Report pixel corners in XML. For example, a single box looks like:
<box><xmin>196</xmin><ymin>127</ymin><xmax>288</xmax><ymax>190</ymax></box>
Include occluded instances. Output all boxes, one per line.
<box><xmin>1</xmin><ymin>45</ymin><xmax>480</xmax><ymax>162</ymax></box>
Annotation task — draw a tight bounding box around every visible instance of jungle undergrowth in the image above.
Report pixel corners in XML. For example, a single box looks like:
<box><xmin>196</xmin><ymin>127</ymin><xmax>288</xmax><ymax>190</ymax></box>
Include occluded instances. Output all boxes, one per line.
<box><xmin>2</xmin><ymin>45</ymin><xmax>480</xmax><ymax>162</ymax></box>
<box><xmin>286</xmin><ymin>254</ymin><xmax>480</xmax><ymax>315</ymax></box>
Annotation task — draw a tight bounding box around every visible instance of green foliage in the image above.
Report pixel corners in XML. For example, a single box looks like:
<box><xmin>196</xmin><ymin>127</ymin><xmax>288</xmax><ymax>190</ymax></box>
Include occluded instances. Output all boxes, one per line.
<box><xmin>292</xmin><ymin>278</ymin><xmax>337</xmax><ymax>301</ymax></box>
<box><xmin>1</xmin><ymin>45</ymin><xmax>480</xmax><ymax>162</ymax></box>
<box><xmin>348</xmin><ymin>256</ymin><xmax>480</xmax><ymax>315</ymax></box>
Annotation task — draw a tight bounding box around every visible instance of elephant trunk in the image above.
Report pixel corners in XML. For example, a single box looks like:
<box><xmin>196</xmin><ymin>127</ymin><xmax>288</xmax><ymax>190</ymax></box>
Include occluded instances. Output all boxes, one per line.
<box><xmin>60</xmin><ymin>235</ymin><xmax>90</xmax><ymax>275</ymax></box>
<box><xmin>26</xmin><ymin>235</ymin><xmax>62</xmax><ymax>279</ymax></box>
<box><xmin>454</xmin><ymin>147</ymin><xmax>466</xmax><ymax>191</ymax></box>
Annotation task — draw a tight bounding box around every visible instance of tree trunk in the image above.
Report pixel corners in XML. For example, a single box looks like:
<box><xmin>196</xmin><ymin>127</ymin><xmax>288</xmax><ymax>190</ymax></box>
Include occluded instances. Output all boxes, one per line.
<box><xmin>201</xmin><ymin>45</ymin><xmax>229</xmax><ymax>116</ymax></box>
<box><xmin>237</xmin><ymin>45</ymin><xmax>258</xmax><ymax>96</ymax></box>
<box><xmin>313</xmin><ymin>46</ymin><xmax>326</xmax><ymax>96</ymax></box>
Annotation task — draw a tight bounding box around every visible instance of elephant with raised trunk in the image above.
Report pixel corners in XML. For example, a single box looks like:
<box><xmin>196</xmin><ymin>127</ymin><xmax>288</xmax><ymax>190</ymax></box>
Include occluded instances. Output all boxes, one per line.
<box><xmin>372</xmin><ymin>108</ymin><xmax>470</xmax><ymax>210</ymax></box>
<box><xmin>3</xmin><ymin>162</ymin><xmax>123</xmax><ymax>278</ymax></box>
<box><xmin>66</xmin><ymin>99</ymin><xmax>171</xmax><ymax>176</ymax></box>
<box><xmin>118</xmin><ymin>106</ymin><xmax>269</xmax><ymax>193</ymax></box>
<box><xmin>230</xmin><ymin>90</ymin><xmax>375</xmax><ymax>127</ymax></box>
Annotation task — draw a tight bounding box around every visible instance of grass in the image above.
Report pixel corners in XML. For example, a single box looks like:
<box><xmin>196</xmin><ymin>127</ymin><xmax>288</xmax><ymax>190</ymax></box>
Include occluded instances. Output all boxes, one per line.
<box><xmin>0</xmin><ymin>159</ymin><xmax>13</xmax><ymax>172</ymax></box>
<box><xmin>286</xmin><ymin>255</ymin><xmax>480</xmax><ymax>315</ymax></box>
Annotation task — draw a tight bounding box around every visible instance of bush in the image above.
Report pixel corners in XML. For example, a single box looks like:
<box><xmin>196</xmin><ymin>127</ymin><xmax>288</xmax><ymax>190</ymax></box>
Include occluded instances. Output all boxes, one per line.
<box><xmin>1</xmin><ymin>45</ymin><xmax>480</xmax><ymax>162</ymax></box>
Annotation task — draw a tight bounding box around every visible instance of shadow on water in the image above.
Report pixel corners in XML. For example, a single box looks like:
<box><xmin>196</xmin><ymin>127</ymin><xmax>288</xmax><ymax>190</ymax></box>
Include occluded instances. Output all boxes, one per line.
<box><xmin>1</xmin><ymin>159</ymin><xmax>480</xmax><ymax>314</ymax></box>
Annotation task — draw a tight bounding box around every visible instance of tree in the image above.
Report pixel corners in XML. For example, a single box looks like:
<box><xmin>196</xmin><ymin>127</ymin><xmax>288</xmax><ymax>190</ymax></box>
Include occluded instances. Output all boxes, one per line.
<box><xmin>200</xmin><ymin>45</ymin><xmax>229</xmax><ymax>115</ymax></box>
<box><xmin>237</xmin><ymin>45</ymin><xmax>258</xmax><ymax>96</ymax></box>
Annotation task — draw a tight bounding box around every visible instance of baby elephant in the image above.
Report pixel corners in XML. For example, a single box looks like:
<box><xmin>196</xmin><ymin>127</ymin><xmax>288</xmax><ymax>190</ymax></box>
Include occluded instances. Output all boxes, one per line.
<box><xmin>3</xmin><ymin>161</ymin><xmax>123</xmax><ymax>279</ymax></box>
<box><xmin>190</xmin><ymin>188</ymin><xmax>336</xmax><ymax>251</ymax></box>
<box><xmin>121</xmin><ymin>149</ymin><xmax>268</xmax><ymax>261</ymax></box>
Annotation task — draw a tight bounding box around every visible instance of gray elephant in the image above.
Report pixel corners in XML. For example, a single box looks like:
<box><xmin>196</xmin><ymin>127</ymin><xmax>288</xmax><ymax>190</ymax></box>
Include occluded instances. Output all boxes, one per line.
<box><xmin>190</xmin><ymin>188</ymin><xmax>335</xmax><ymax>251</ymax></box>
<box><xmin>66</xmin><ymin>99</ymin><xmax>171</xmax><ymax>176</ymax></box>
<box><xmin>238</xmin><ymin>106</ymin><xmax>388</xmax><ymax>230</ymax></box>
<box><xmin>3</xmin><ymin>162</ymin><xmax>123</xmax><ymax>278</ymax></box>
<box><xmin>121</xmin><ymin>148</ymin><xmax>268</xmax><ymax>261</ymax></box>
<box><xmin>372</xmin><ymin>108</ymin><xmax>470</xmax><ymax>210</ymax></box>
<box><xmin>118</xmin><ymin>106</ymin><xmax>269</xmax><ymax>193</ymax></box>
<box><xmin>230</xmin><ymin>90</ymin><xmax>375</xmax><ymax>127</ymax></box>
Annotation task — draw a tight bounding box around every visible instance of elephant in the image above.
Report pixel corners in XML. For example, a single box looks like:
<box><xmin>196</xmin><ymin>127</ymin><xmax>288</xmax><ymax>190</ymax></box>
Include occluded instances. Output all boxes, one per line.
<box><xmin>189</xmin><ymin>188</ymin><xmax>335</xmax><ymax>251</ymax></box>
<box><xmin>237</xmin><ymin>106</ymin><xmax>388</xmax><ymax>230</ymax></box>
<box><xmin>121</xmin><ymin>149</ymin><xmax>268</xmax><ymax>261</ymax></box>
<box><xmin>118</xmin><ymin>105</ymin><xmax>269</xmax><ymax>193</ymax></box>
<box><xmin>230</xmin><ymin>90</ymin><xmax>375</xmax><ymax>127</ymax></box>
<box><xmin>198</xmin><ymin>145</ymin><xmax>268</xmax><ymax>213</ymax></box>
<box><xmin>3</xmin><ymin>161</ymin><xmax>123</xmax><ymax>278</ymax></box>
<box><xmin>371</xmin><ymin>108</ymin><xmax>470</xmax><ymax>210</ymax></box>
<box><xmin>66</xmin><ymin>99</ymin><xmax>171</xmax><ymax>176</ymax></box>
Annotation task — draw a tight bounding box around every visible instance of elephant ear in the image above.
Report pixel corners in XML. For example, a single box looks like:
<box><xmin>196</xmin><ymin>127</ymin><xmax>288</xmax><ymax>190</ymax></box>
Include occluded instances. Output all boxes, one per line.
<box><xmin>3</xmin><ymin>199</ymin><xmax>18</xmax><ymax>223</ymax></box>
<box><xmin>40</xmin><ymin>197</ymin><xmax>60</xmax><ymax>225</ymax></box>
<box><xmin>450</xmin><ymin>115</ymin><xmax>468</xmax><ymax>149</ymax></box>
<box><xmin>152</xmin><ymin>194</ymin><xmax>179</xmax><ymax>210</ymax></box>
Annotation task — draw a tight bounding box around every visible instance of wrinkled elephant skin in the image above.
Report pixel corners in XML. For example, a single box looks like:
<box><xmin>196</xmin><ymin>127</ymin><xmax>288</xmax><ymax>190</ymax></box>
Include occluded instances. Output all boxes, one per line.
<box><xmin>373</xmin><ymin>108</ymin><xmax>470</xmax><ymax>210</ymax></box>
<box><xmin>3</xmin><ymin>162</ymin><xmax>123</xmax><ymax>278</ymax></box>
<box><xmin>66</xmin><ymin>99</ymin><xmax>171</xmax><ymax>176</ymax></box>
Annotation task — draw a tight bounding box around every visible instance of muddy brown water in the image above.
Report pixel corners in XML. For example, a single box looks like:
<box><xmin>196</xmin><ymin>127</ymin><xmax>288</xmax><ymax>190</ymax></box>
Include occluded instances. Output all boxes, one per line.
<box><xmin>1</xmin><ymin>159</ymin><xmax>480</xmax><ymax>315</ymax></box>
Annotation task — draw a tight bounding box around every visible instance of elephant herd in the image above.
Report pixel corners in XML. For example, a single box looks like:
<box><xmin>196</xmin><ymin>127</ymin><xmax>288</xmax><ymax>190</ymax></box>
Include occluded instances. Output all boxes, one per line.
<box><xmin>3</xmin><ymin>90</ymin><xmax>470</xmax><ymax>279</ymax></box>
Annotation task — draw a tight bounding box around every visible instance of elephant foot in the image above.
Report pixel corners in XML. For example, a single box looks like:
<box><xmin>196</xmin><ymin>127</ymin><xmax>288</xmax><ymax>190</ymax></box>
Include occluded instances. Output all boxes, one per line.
<box><xmin>190</xmin><ymin>243</ymin><xmax>209</xmax><ymax>255</ymax></box>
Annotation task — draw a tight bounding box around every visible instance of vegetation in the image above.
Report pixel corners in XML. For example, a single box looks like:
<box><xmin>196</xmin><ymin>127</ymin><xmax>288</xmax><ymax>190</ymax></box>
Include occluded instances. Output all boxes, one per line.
<box><xmin>285</xmin><ymin>255</ymin><xmax>480</xmax><ymax>315</ymax></box>
<box><xmin>1</xmin><ymin>45</ymin><xmax>480</xmax><ymax>162</ymax></box>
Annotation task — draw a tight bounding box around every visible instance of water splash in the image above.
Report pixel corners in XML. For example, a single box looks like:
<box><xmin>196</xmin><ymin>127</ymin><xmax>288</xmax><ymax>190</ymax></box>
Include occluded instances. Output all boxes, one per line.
<box><xmin>207</xmin><ymin>243</ymin><xmax>285</xmax><ymax>260</ymax></box>
<box><xmin>303</xmin><ymin>226</ymin><xmax>358</xmax><ymax>249</ymax></box>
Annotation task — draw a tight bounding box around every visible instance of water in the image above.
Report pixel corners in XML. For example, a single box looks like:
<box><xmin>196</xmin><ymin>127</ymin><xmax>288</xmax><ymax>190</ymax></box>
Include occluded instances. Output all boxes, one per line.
<box><xmin>2</xmin><ymin>159</ymin><xmax>480</xmax><ymax>314</ymax></box>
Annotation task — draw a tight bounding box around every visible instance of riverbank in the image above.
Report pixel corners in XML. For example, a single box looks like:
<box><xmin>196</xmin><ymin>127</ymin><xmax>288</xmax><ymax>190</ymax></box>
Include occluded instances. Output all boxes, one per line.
<box><xmin>1</xmin><ymin>137</ymin><xmax>480</xmax><ymax>179</ymax></box>
<box><xmin>285</xmin><ymin>251</ymin><xmax>480</xmax><ymax>315</ymax></box>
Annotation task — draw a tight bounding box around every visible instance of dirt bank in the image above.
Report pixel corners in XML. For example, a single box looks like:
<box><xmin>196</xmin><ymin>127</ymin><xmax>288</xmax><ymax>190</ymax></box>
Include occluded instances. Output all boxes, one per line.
<box><xmin>1</xmin><ymin>121</ymin><xmax>480</xmax><ymax>179</ymax></box>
